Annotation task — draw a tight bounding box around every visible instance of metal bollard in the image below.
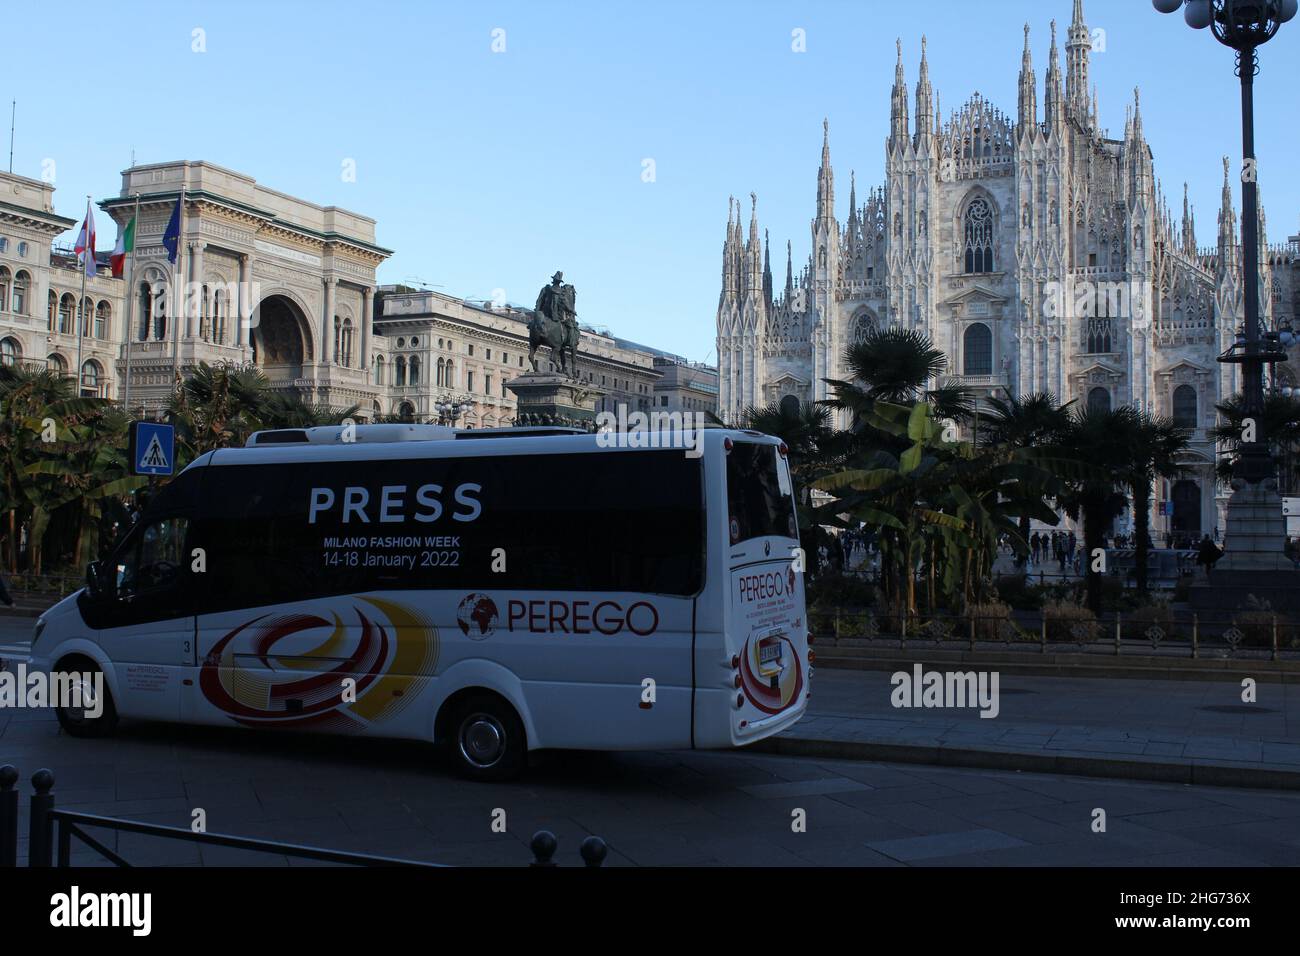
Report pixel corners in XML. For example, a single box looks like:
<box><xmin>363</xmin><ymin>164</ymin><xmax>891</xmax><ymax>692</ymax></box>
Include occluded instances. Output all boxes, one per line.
<box><xmin>529</xmin><ymin>830</ymin><xmax>557</xmax><ymax>867</ymax></box>
<box><xmin>1192</xmin><ymin>614</ymin><xmax>1199</xmax><ymax>659</ymax></box>
<box><xmin>28</xmin><ymin>768</ymin><xmax>54</xmax><ymax>868</ymax></box>
<box><xmin>0</xmin><ymin>765</ymin><xmax>16</xmax><ymax>867</ymax></box>
<box><xmin>580</xmin><ymin>836</ymin><xmax>607</xmax><ymax>868</ymax></box>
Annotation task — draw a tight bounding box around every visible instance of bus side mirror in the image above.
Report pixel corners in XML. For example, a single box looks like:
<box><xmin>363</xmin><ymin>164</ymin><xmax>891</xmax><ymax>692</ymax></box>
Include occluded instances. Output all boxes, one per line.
<box><xmin>86</xmin><ymin>560</ymin><xmax>110</xmax><ymax>600</ymax></box>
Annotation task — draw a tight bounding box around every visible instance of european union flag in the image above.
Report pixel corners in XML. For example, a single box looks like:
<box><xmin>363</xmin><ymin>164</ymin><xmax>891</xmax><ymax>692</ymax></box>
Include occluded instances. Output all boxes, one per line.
<box><xmin>162</xmin><ymin>197</ymin><xmax>182</xmax><ymax>263</ymax></box>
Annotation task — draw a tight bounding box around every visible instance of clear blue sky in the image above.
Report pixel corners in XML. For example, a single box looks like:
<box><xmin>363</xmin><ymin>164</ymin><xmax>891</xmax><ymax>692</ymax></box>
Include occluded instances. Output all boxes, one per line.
<box><xmin>7</xmin><ymin>0</ymin><xmax>1298</xmax><ymax>363</ymax></box>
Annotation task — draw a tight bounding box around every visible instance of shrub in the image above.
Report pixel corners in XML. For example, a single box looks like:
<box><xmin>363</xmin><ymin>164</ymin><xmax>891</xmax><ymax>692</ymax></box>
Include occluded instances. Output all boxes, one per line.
<box><xmin>993</xmin><ymin>574</ymin><xmax>1041</xmax><ymax>610</ymax></box>
<box><xmin>1042</xmin><ymin>601</ymin><xmax>1098</xmax><ymax>643</ymax></box>
<box><xmin>807</xmin><ymin>572</ymin><xmax>877</xmax><ymax>610</ymax></box>
<box><xmin>966</xmin><ymin>601</ymin><xmax>1015</xmax><ymax>642</ymax></box>
<box><xmin>1231</xmin><ymin>596</ymin><xmax>1287</xmax><ymax>648</ymax></box>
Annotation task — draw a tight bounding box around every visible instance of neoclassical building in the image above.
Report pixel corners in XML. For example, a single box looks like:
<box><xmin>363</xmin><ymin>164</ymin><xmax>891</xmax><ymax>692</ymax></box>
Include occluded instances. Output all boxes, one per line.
<box><xmin>100</xmin><ymin>161</ymin><xmax>389</xmax><ymax>413</ymax></box>
<box><xmin>716</xmin><ymin>0</ymin><xmax>1300</xmax><ymax>540</ymax></box>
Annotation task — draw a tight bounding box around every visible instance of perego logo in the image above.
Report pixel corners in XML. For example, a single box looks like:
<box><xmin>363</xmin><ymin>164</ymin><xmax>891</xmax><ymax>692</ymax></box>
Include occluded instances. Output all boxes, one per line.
<box><xmin>890</xmin><ymin>664</ymin><xmax>1000</xmax><ymax>719</ymax></box>
<box><xmin>50</xmin><ymin>886</ymin><xmax>151</xmax><ymax>936</ymax></box>
<box><xmin>506</xmin><ymin>599</ymin><xmax>659</xmax><ymax>636</ymax></box>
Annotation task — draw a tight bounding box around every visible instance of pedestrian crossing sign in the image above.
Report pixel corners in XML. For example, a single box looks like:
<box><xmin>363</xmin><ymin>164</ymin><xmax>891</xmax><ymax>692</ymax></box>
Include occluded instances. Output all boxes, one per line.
<box><xmin>129</xmin><ymin>421</ymin><xmax>175</xmax><ymax>476</ymax></box>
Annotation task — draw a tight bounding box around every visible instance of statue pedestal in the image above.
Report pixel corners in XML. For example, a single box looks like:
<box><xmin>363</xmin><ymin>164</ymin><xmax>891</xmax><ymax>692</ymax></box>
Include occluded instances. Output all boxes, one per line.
<box><xmin>506</xmin><ymin>372</ymin><xmax>605</xmax><ymax>431</ymax></box>
<box><xmin>1215</xmin><ymin>481</ymin><xmax>1292</xmax><ymax>572</ymax></box>
<box><xmin>1188</xmin><ymin>480</ymin><xmax>1300</xmax><ymax>614</ymax></box>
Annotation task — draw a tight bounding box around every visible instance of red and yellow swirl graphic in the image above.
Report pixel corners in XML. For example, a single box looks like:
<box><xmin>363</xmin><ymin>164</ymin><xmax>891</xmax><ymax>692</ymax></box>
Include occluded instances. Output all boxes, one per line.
<box><xmin>199</xmin><ymin>597</ymin><xmax>437</xmax><ymax>730</ymax></box>
<box><xmin>739</xmin><ymin>632</ymin><xmax>803</xmax><ymax>715</ymax></box>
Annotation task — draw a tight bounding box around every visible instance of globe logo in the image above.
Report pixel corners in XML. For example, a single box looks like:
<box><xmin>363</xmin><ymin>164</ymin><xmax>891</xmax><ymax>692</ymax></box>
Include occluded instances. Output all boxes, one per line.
<box><xmin>457</xmin><ymin>593</ymin><xmax>499</xmax><ymax>640</ymax></box>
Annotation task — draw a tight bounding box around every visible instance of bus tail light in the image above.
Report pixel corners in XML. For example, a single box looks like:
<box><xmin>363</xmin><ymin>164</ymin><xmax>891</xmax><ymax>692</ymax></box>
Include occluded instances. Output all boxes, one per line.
<box><xmin>730</xmin><ymin>654</ymin><xmax>739</xmax><ymax>669</ymax></box>
<box><xmin>808</xmin><ymin>649</ymin><xmax>815</xmax><ymax>664</ymax></box>
<box><xmin>735</xmin><ymin>693</ymin><xmax>744</xmax><ymax>709</ymax></box>
<box><xmin>724</xmin><ymin>437</ymin><xmax>734</xmax><ymax>454</ymax></box>
<box><xmin>778</xmin><ymin>442</ymin><xmax>788</xmax><ymax>458</ymax></box>
<box><xmin>807</xmin><ymin>632</ymin><xmax>815</xmax><ymax>646</ymax></box>
<box><xmin>733</xmin><ymin>674</ymin><xmax>742</xmax><ymax>689</ymax></box>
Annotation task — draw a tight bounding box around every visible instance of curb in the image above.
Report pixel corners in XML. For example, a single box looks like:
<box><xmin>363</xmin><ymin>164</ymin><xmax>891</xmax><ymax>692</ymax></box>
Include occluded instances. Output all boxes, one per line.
<box><xmin>750</xmin><ymin>734</ymin><xmax>1300</xmax><ymax>791</ymax></box>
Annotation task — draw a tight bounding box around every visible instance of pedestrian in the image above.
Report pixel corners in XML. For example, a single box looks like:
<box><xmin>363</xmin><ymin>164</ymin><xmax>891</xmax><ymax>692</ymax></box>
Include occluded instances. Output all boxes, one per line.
<box><xmin>1195</xmin><ymin>534</ymin><xmax>1222</xmax><ymax>579</ymax></box>
<box><xmin>0</xmin><ymin>569</ymin><xmax>13</xmax><ymax>608</ymax></box>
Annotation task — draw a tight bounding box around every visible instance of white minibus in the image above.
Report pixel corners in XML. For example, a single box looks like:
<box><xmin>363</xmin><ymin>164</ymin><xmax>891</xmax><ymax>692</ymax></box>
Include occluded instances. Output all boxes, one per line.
<box><xmin>27</xmin><ymin>424</ymin><xmax>810</xmax><ymax>779</ymax></box>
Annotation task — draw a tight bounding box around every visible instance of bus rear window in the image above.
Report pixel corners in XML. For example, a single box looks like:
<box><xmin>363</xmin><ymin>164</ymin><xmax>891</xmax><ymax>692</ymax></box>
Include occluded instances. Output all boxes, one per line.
<box><xmin>726</xmin><ymin>442</ymin><xmax>796</xmax><ymax>544</ymax></box>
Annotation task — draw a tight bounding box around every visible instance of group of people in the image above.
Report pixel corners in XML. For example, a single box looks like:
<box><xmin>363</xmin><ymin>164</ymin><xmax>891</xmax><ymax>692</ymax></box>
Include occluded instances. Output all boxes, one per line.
<box><xmin>1027</xmin><ymin>530</ymin><xmax>1079</xmax><ymax>574</ymax></box>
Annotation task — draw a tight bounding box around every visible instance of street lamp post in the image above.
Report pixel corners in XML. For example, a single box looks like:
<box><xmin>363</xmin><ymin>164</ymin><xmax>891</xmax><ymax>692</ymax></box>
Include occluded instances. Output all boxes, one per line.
<box><xmin>1153</xmin><ymin>0</ymin><xmax>1297</xmax><ymax>569</ymax></box>
<box><xmin>1154</xmin><ymin>0</ymin><xmax>1296</xmax><ymax>482</ymax></box>
<box><xmin>434</xmin><ymin>395</ymin><xmax>474</xmax><ymax>426</ymax></box>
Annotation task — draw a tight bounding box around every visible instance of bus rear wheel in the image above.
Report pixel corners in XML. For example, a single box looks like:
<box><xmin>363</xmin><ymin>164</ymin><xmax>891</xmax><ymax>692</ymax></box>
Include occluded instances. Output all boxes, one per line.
<box><xmin>449</xmin><ymin>695</ymin><xmax>526</xmax><ymax>781</ymax></box>
<box><xmin>54</xmin><ymin>659</ymin><xmax>119</xmax><ymax>739</ymax></box>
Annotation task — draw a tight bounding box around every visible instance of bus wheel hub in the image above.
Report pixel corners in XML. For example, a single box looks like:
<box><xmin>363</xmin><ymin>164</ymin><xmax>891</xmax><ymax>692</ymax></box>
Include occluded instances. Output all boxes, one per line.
<box><xmin>460</xmin><ymin>714</ymin><xmax>505</xmax><ymax>766</ymax></box>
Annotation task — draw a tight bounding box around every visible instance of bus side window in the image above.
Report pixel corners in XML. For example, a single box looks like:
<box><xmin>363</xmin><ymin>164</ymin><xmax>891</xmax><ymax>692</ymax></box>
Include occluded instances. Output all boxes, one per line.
<box><xmin>119</xmin><ymin>517</ymin><xmax>190</xmax><ymax>597</ymax></box>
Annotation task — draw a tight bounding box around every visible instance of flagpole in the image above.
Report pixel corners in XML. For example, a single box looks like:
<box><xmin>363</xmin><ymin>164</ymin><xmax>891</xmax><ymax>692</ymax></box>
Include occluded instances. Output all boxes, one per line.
<box><xmin>77</xmin><ymin>194</ymin><xmax>89</xmax><ymax>397</ymax></box>
<box><xmin>122</xmin><ymin>193</ymin><xmax>140</xmax><ymax>415</ymax></box>
<box><xmin>172</xmin><ymin>182</ymin><xmax>185</xmax><ymax>385</ymax></box>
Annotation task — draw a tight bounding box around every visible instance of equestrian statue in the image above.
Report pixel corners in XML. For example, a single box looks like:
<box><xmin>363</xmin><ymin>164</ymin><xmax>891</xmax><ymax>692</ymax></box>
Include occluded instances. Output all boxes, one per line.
<box><xmin>528</xmin><ymin>271</ymin><xmax>580</xmax><ymax>377</ymax></box>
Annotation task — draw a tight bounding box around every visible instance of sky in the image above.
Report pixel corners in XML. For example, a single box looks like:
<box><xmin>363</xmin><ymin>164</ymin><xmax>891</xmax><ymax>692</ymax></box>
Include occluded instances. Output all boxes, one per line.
<box><xmin>6</xmin><ymin>0</ymin><xmax>1299</xmax><ymax>364</ymax></box>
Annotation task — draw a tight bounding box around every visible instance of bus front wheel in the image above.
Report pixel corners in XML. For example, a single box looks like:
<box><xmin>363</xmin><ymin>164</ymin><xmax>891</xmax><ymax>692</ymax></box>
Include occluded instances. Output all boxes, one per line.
<box><xmin>54</xmin><ymin>658</ymin><xmax>119</xmax><ymax>739</ymax></box>
<box><xmin>448</xmin><ymin>694</ymin><xmax>526</xmax><ymax>781</ymax></box>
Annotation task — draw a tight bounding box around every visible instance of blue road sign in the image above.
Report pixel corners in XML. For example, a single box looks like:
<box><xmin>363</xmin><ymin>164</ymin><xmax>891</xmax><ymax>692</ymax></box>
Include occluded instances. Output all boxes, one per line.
<box><xmin>130</xmin><ymin>421</ymin><xmax>175</xmax><ymax>476</ymax></box>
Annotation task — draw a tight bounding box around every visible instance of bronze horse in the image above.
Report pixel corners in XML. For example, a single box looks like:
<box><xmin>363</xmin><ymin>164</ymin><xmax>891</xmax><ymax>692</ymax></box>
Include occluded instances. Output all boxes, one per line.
<box><xmin>528</xmin><ymin>277</ymin><xmax>579</xmax><ymax>376</ymax></box>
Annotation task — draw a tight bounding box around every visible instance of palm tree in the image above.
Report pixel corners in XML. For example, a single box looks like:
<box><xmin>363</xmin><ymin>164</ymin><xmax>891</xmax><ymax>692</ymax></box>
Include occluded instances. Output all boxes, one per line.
<box><xmin>260</xmin><ymin>392</ymin><xmax>360</xmax><ymax>428</ymax></box>
<box><xmin>1210</xmin><ymin>392</ymin><xmax>1300</xmax><ymax>491</ymax></box>
<box><xmin>823</xmin><ymin>327</ymin><xmax>973</xmax><ymax>427</ymax></box>
<box><xmin>982</xmin><ymin>392</ymin><xmax>1075</xmax><ymax>559</ymax></box>
<box><xmin>167</xmin><ymin>361</ymin><xmax>271</xmax><ymax>460</ymax></box>
<box><xmin>1057</xmin><ymin>405</ymin><xmax>1142</xmax><ymax>614</ymax></box>
<box><xmin>1123</xmin><ymin>412</ymin><xmax>1190</xmax><ymax>593</ymax></box>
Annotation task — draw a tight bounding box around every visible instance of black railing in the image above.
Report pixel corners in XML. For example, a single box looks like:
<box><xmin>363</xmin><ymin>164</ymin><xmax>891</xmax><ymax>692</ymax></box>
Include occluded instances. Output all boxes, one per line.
<box><xmin>2</xmin><ymin>767</ymin><xmax>606</xmax><ymax>868</ymax></box>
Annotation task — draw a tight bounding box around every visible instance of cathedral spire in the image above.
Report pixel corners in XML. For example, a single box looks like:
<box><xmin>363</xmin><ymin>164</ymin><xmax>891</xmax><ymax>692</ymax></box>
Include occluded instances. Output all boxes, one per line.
<box><xmin>763</xmin><ymin>228</ymin><xmax>773</xmax><ymax>308</ymax></box>
<box><xmin>890</xmin><ymin>38</ymin><xmax>909</xmax><ymax>150</ymax></box>
<box><xmin>1018</xmin><ymin>23</ymin><xmax>1037</xmax><ymax>132</ymax></box>
<box><xmin>817</xmin><ymin>119</ymin><xmax>835</xmax><ymax>223</ymax></box>
<box><xmin>915</xmin><ymin>35</ymin><xmax>933</xmax><ymax>143</ymax></box>
<box><xmin>1218</xmin><ymin>155</ymin><xmax>1239</xmax><ymax>275</ymax></box>
<box><xmin>1045</xmin><ymin>20</ymin><xmax>1063</xmax><ymax>131</ymax></box>
<box><xmin>785</xmin><ymin>239</ymin><xmax>793</xmax><ymax>296</ymax></box>
<box><xmin>1066</xmin><ymin>0</ymin><xmax>1091</xmax><ymax>126</ymax></box>
<box><xmin>1182</xmin><ymin>182</ymin><xmax>1195</xmax><ymax>256</ymax></box>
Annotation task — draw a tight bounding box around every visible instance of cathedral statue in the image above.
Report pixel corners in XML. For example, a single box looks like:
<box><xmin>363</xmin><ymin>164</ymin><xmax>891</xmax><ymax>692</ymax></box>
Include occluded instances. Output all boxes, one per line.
<box><xmin>528</xmin><ymin>271</ymin><xmax>579</xmax><ymax>376</ymax></box>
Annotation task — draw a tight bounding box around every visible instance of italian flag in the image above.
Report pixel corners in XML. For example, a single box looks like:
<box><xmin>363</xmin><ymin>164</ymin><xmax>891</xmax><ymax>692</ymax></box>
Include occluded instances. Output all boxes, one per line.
<box><xmin>110</xmin><ymin>215</ymin><xmax>135</xmax><ymax>279</ymax></box>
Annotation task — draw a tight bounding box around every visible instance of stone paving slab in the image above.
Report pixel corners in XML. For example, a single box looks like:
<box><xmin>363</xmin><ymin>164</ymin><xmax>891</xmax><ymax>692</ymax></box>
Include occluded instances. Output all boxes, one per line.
<box><xmin>763</xmin><ymin>667</ymin><xmax>1300</xmax><ymax>790</ymax></box>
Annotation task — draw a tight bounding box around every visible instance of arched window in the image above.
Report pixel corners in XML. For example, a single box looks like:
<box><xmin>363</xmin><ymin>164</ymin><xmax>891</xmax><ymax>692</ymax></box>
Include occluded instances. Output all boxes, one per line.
<box><xmin>1085</xmin><ymin>318</ymin><xmax>1113</xmax><ymax>354</ymax></box>
<box><xmin>409</xmin><ymin>355</ymin><xmax>421</xmax><ymax>386</ymax></box>
<box><xmin>1172</xmin><ymin>384</ymin><xmax>1197</xmax><ymax>429</ymax></box>
<box><xmin>436</xmin><ymin>357</ymin><xmax>445</xmax><ymax>387</ymax></box>
<box><xmin>374</xmin><ymin>355</ymin><xmax>385</xmax><ymax>385</ymax></box>
<box><xmin>0</xmin><ymin>337</ymin><xmax>19</xmax><ymax>366</ymax></box>
<box><xmin>444</xmin><ymin>359</ymin><xmax>455</xmax><ymax>388</ymax></box>
<box><xmin>12</xmin><ymin>271</ymin><xmax>29</xmax><ymax>315</ymax></box>
<box><xmin>963</xmin><ymin>322</ymin><xmax>992</xmax><ymax>376</ymax></box>
<box><xmin>94</xmin><ymin>301</ymin><xmax>110</xmax><ymax>339</ymax></box>
<box><xmin>1087</xmin><ymin>387</ymin><xmax>1111</xmax><ymax>415</ymax></box>
<box><xmin>963</xmin><ymin>196</ymin><xmax>995</xmax><ymax>274</ymax></box>
<box><xmin>0</xmin><ymin>266</ymin><xmax>9</xmax><ymax>312</ymax></box>
<box><xmin>394</xmin><ymin>356</ymin><xmax>407</xmax><ymax>387</ymax></box>
<box><xmin>340</xmin><ymin>318</ymin><xmax>353</xmax><ymax>367</ymax></box>
<box><xmin>398</xmin><ymin>401</ymin><xmax>415</xmax><ymax>422</ymax></box>
<box><xmin>80</xmin><ymin>360</ymin><xmax>102</xmax><ymax>397</ymax></box>
<box><xmin>48</xmin><ymin>290</ymin><xmax>57</xmax><ymax>330</ymax></box>
<box><xmin>779</xmin><ymin>394</ymin><xmax>800</xmax><ymax>417</ymax></box>
<box><xmin>153</xmin><ymin>282</ymin><xmax>167</xmax><ymax>341</ymax></box>
<box><xmin>58</xmin><ymin>294</ymin><xmax>75</xmax><ymax>334</ymax></box>
<box><xmin>80</xmin><ymin>297</ymin><xmax>93</xmax><ymax>337</ymax></box>
<box><xmin>850</xmin><ymin>311</ymin><xmax>876</xmax><ymax>344</ymax></box>
<box><xmin>47</xmin><ymin>353</ymin><xmax>67</xmax><ymax>375</ymax></box>
<box><xmin>213</xmin><ymin>288</ymin><xmax>224</xmax><ymax>344</ymax></box>
<box><xmin>139</xmin><ymin>282</ymin><xmax>153</xmax><ymax>341</ymax></box>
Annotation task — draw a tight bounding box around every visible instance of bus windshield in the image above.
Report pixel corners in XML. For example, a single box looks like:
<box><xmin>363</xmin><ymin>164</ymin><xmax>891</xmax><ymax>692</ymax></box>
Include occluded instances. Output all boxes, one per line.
<box><xmin>726</xmin><ymin>441</ymin><xmax>797</xmax><ymax>544</ymax></box>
